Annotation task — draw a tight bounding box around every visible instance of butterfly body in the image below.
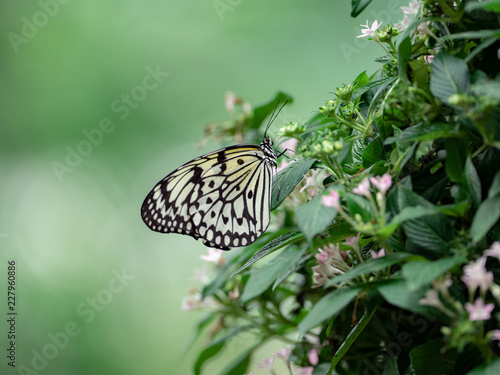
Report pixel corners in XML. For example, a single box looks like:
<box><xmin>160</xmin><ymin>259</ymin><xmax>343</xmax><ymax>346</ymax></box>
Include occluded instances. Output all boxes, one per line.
<box><xmin>141</xmin><ymin>137</ymin><xmax>277</xmax><ymax>250</ymax></box>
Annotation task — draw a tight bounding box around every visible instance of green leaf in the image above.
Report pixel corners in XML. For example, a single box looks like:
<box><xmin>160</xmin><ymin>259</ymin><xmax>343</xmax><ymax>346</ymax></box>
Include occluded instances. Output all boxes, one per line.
<box><xmin>397</xmin><ymin>186</ymin><xmax>452</xmax><ymax>253</ymax></box>
<box><xmin>470</xmin><ymin>195</ymin><xmax>500</xmax><ymax>242</ymax></box>
<box><xmin>466</xmin><ymin>358</ymin><xmax>500</xmax><ymax>375</ymax></box>
<box><xmin>327</xmin><ymin>304</ymin><xmax>378</xmax><ymax>373</ymax></box>
<box><xmin>385</xmin><ymin>123</ymin><xmax>461</xmax><ymax>144</ymax></box>
<box><xmin>378</xmin><ymin>206</ymin><xmax>437</xmax><ymax>239</ymax></box>
<box><xmin>182</xmin><ymin>313</ymin><xmax>217</xmax><ymax>355</ymax></box>
<box><xmin>298</xmin><ymin>287</ymin><xmax>361</xmax><ymax>334</ymax></box>
<box><xmin>398</xmin><ymin>37</ymin><xmax>412</xmax><ymax>81</ymax></box>
<box><xmin>402</xmin><ymin>257</ymin><xmax>461</xmax><ymax>291</ymax></box>
<box><xmin>463</xmin><ymin>157</ymin><xmax>482</xmax><ymax>209</ymax></box>
<box><xmin>410</xmin><ymin>338</ymin><xmax>457</xmax><ymax>375</ymax></box>
<box><xmin>465</xmin><ymin>1</ymin><xmax>500</xmax><ymax>13</ymax></box>
<box><xmin>445</xmin><ymin>138</ymin><xmax>468</xmax><ymax>182</ymax></box>
<box><xmin>194</xmin><ymin>341</ymin><xmax>225</xmax><ymax>375</ymax></box>
<box><xmin>231</xmin><ymin>231</ymin><xmax>302</xmax><ymax>277</ymax></box>
<box><xmin>344</xmin><ymin>193</ymin><xmax>375</xmax><ymax>223</ymax></box>
<box><xmin>249</xmin><ymin>91</ymin><xmax>293</xmax><ymax>130</ymax></box>
<box><xmin>219</xmin><ymin>343</ymin><xmax>261</xmax><ymax>375</ymax></box>
<box><xmin>376</xmin><ymin>279</ymin><xmax>427</xmax><ymax>314</ymax></box>
<box><xmin>272</xmin><ymin>158</ymin><xmax>316</xmax><ymax>210</ymax></box>
<box><xmin>351</xmin><ymin>0</ymin><xmax>372</xmax><ymax>17</ymax></box>
<box><xmin>430</xmin><ymin>53</ymin><xmax>470</xmax><ymax>105</ymax></box>
<box><xmin>487</xmin><ymin>169</ymin><xmax>500</xmax><ymax>199</ymax></box>
<box><xmin>240</xmin><ymin>245</ymin><xmax>306</xmax><ymax>302</ymax></box>
<box><xmin>325</xmin><ymin>253</ymin><xmax>417</xmax><ymax>287</ymax></box>
<box><xmin>362</xmin><ymin>139</ymin><xmax>382</xmax><ymax>168</ymax></box>
<box><xmin>296</xmin><ymin>194</ymin><xmax>338</xmax><ymax>243</ymax></box>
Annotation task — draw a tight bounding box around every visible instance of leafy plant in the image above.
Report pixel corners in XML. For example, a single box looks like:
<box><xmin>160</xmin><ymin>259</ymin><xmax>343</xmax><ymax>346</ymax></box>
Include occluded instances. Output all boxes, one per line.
<box><xmin>183</xmin><ymin>1</ymin><xmax>500</xmax><ymax>374</ymax></box>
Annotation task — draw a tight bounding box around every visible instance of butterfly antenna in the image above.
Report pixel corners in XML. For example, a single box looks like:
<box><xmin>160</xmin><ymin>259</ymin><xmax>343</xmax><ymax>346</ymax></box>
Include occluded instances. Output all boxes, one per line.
<box><xmin>264</xmin><ymin>99</ymin><xmax>288</xmax><ymax>137</ymax></box>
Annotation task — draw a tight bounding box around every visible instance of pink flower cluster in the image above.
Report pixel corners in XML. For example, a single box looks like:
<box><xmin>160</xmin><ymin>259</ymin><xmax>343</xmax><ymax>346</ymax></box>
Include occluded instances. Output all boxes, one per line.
<box><xmin>312</xmin><ymin>244</ymin><xmax>350</xmax><ymax>287</ymax></box>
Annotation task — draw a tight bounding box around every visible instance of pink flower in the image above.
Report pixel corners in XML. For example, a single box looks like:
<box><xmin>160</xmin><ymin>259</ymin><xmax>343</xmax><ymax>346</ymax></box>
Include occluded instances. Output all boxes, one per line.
<box><xmin>424</xmin><ymin>55</ymin><xmax>434</xmax><ymax>64</ymax></box>
<box><xmin>395</xmin><ymin>15</ymin><xmax>412</xmax><ymax>31</ymax></box>
<box><xmin>465</xmin><ymin>298</ymin><xmax>495</xmax><ymax>321</ymax></box>
<box><xmin>344</xmin><ymin>233</ymin><xmax>361</xmax><ymax>253</ymax></box>
<box><xmin>370</xmin><ymin>249</ymin><xmax>386</xmax><ymax>259</ymax></box>
<box><xmin>417</xmin><ymin>21</ymin><xmax>431</xmax><ymax>36</ymax></box>
<box><xmin>181</xmin><ymin>293</ymin><xmax>217</xmax><ymax>311</ymax></box>
<box><xmin>491</xmin><ymin>330</ymin><xmax>500</xmax><ymax>347</ymax></box>
<box><xmin>308</xmin><ymin>348</ymin><xmax>319</xmax><ymax>366</ymax></box>
<box><xmin>419</xmin><ymin>289</ymin><xmax>441</xmax><ymax>307</ymax></box>
<box><xmin>200</xmin><ymin>248</ymin><xmax>225</xmax><ymax>266</ymax></box>
<box><xmin>401</xmin><ymin>0</ymin><xmax>421</xmax><ymax>15</ymax></box>
<box><xmin>484</xmin><ymin>242</ymin><xmax>500</xmax><ymax>261</ymax></box>
<box><xmin>273</xmin><ymin>347</ymin><xmax>292</xmax><ymax>360</ymax></box>
<box><xmin>462</xmin><ymin>256</ymin><xmax>493</xmax><ymax>294</ymax></box>
<box><xmin>353</xmin><ymin>178</ymin><xmax>371</xmax><ymax>197</ymax></box>
<box><xmin>322</xmin><ymin>189</ymin><xmax>340</xmax><ymax>209</ymax></box>
<box><xmin>300</xmin><ymin>169</ymin><xmax>321</xmax><ymax>192</ymax></box>
<box><xmin>312</xmin><ymin>244</ymin><xmax>349</xmax><ymax>287</ymax></box>
<box><xmin>256</xmin><ymin>357</ymin><xmax>275</xmax><ymax>371</ymax></box>
<box><xmin>294</xmin><ymin>367</ymin><xmax>314</xmax><ymax>375</ymax></box>
<box><xmin>357</xmin><ymin>20</ymin><xmax>383</xmax><ymax>40</ymax></box>
<box><xmin>370</xmin><ymin>174</ymin><xmax>392</xmax><ymax>194</ymax></box>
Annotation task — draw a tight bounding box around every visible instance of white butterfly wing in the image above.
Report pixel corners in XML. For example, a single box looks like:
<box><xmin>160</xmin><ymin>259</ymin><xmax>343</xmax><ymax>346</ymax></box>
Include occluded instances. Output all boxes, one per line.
<box><xmin>141</xmin><ymin>145</ymin><xmax>274</xmax><ymax>250</ymax></box>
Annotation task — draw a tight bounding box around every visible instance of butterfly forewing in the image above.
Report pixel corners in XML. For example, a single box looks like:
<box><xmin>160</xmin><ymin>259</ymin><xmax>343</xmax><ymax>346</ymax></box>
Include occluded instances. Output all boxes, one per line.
<box><xmin>141</xmin><ymin>143</ymin><xmax>275</xmax><ymax>250</ymax></box>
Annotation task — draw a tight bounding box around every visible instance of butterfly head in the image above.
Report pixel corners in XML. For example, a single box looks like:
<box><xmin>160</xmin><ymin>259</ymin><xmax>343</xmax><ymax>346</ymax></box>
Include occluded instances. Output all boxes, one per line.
<box><xmin>260</xmin><ymin>136</ymin><xmax>278</xmax><ymax>167</ymax></box>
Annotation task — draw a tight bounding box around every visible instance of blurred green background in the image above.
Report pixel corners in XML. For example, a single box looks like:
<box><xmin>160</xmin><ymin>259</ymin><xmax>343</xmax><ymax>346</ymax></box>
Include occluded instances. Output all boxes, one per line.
<box><xmin>0</xmin><ymin>0</ymin><xmax>407</xmax><ymax>374</ymax></box>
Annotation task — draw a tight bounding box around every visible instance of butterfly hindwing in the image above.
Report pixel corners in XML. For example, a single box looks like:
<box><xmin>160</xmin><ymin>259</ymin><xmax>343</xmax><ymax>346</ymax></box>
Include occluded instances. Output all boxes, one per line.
<box><xmin>141</xmin><ymin>144</ymin><xmax>274</xmax><ymax>250</ymax></box>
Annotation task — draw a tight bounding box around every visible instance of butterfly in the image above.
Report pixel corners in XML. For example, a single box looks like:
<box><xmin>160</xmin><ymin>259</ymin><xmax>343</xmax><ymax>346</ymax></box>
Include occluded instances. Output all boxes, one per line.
<box><xmin>141</xmin><ymin>102</ymin><xmax>287</xmax><ymax>250</ymax></box>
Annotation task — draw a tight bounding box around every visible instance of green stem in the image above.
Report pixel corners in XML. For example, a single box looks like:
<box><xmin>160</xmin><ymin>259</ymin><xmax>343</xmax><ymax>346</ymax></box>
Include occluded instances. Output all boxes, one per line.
<box><xmin>326</xmin><ymin>304</ymin><xmax>378</xmax><ymax>375</ymax></box>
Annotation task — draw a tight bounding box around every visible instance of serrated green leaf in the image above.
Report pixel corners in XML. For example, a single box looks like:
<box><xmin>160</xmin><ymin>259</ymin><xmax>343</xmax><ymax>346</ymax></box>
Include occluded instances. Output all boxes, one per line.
<box><xmin>194</xmin><ymin>341</ymin><xmax>225</xmax><ymax>375</ymax></box>
<box><xmin>430</xmin><ymin>53</ymin><xmax>470</xmax><ymax>105</ymax></box>
<box><xmin>272</xmin><ymin>158</ymin><xmax>316</xmax><ymax>210</ymax></box>
<box><xmin>231</xmin><ymin>231</ymin><xmax>302</xmax><ymax>277</ymax></box>
<box><xmin>410</xmin><ymin>338</ymin><xmax>457</xmax><ymax>375</ymax></box>
<box><xmin>402</xmin><ymin>257</ymin><xmax>460</xmax><ymax>291</ymax></box>
<box><xmin>470</xmin><ymin>195</ymin><xmax>500</xmax><ymax>242</ymax></box>
<box><xmin>325</xmin><ymin>253</ymin><xmax>417</xmax><ymax>287</ymax></box>
<box><xmin>298</xmin><ymin>287</ymin><xmax>361</xmax><ymax>334</ymax></box>
<box><xmin>296</xmin><ymin>194</ymin><xmax>338</xmax><ymax>243</ymax></box>
<box><xmin>240</xmin><ymin>245</ymin><xmax>306</xmax><ymax>302</ymax></box>
<box><xmin>397</xmin><ymin>186</ymin><xmax>453</xmax><ymax>253</ymax></box>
